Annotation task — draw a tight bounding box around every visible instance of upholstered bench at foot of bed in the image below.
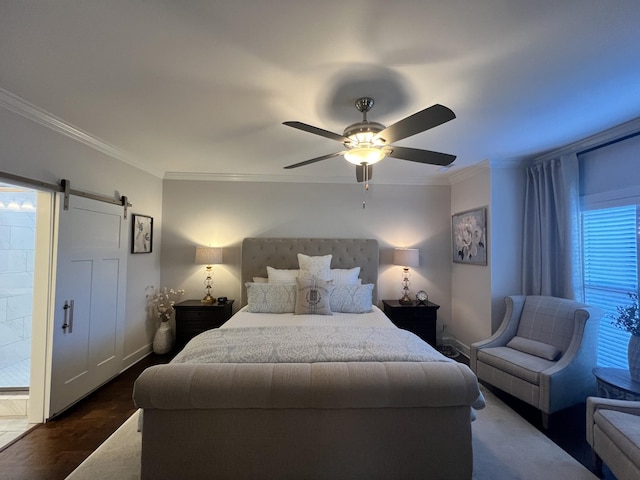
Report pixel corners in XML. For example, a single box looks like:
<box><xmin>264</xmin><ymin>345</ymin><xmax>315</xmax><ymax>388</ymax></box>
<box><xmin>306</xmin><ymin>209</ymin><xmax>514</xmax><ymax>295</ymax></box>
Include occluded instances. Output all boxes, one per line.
<box><xmin>134</xmin><ymin>361</ymin><xmax>482</xmax><ymax>480</ymax></box>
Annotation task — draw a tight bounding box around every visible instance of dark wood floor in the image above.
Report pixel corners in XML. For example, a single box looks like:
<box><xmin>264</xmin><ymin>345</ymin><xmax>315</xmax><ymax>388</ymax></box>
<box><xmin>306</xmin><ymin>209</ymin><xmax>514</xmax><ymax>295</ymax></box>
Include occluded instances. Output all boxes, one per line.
<box><xmin>0</xmin><ymin>352</ymin><xmax>617</xmax><ymax>479</ymax></box>
<box><xmin>0</xmin><ymin>353</ymin><xmax>170</xmax><ymax>480</ymax></box>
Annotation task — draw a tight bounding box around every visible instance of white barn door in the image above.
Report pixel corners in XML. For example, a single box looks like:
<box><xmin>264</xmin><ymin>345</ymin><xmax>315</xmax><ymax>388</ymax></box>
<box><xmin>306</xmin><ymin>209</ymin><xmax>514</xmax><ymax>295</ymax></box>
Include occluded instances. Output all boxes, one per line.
<box><xmin>48</xmin><ymin>194</ymin><xmax>127</xmax><ymax>418</ymax></box>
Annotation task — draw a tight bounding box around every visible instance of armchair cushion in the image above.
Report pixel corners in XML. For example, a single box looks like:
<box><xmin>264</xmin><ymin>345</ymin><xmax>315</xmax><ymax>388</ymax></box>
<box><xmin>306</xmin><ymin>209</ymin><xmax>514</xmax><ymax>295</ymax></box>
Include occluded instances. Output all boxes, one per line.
<box><xmin>477</xmin><ymin>347</ymin><xmax>555</xmax><ymax>385</ymax></box>
<box><xmin>507</xmin><ymin>336</ymin><xmax>562</xmax><ymax>361</ymax></box>
<box><xmin>595</xmin><ymin>409</ymin><xmax>640</xmax><ymax>468</ymax></box>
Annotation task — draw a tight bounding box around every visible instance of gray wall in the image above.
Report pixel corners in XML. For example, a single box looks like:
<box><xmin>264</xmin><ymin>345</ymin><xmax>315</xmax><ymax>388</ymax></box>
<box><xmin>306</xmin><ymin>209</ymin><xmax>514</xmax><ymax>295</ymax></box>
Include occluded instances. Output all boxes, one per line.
<box><xmin>160</xmin><ymin>179</ymin><xmax>455</xmax><ymax>331</ymax></box>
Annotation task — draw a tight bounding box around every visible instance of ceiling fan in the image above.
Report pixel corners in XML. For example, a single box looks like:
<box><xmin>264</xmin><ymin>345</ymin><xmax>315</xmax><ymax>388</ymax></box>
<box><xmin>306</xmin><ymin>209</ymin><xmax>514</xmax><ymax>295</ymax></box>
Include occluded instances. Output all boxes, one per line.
<box><xmin>283</xmin><ymin>97</ymin><xmax>456</xmax><ymax>182</ymax></box>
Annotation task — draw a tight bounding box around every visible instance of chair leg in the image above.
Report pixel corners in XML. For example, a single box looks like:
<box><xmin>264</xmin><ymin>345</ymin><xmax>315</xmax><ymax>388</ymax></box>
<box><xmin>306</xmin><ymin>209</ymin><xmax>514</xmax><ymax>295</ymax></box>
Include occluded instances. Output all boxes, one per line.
<box><xmin>592</xmin><ymin>451</ymin><xmax>603</xmax><ymax>477</ymax></box>
<box><xmin>541</xmin><ymin>412</ymin><xmax>549</xmax><ymax>429</ymax></box>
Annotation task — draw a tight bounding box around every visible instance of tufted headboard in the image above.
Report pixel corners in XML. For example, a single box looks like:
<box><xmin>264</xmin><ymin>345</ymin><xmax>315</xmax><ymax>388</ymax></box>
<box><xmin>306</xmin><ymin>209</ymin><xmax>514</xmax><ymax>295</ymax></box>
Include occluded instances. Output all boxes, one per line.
<box><xmin>241</xmin><ymin>238</ymin><xmax>379</xmax><ymax>306</ymax></box>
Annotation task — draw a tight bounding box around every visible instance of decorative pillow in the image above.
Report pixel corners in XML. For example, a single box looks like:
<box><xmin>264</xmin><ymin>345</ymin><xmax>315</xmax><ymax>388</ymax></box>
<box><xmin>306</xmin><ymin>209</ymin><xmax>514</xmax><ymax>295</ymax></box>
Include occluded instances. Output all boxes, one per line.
<box><xmin>329</xmin><ymin>267</ymin><xmax>361</xmax><ymax>285</ymax></box>
<box><xmin>294</xmin><ymin>277</ymin><xmax>333</xmax><ymax>315</ymax></box>
<box><xmin>245</xmin><ymin>282</ymin><xmax>296</xmax><ymax>313</ymax></box>
<box><xmin>330</xmin><ymin>284</ymin><xmax>374</xmax><ymax>313</ymax></box>
<box><xmin>267</xmin><ymin>266</ymin><xmax>299</xmax><ymax>283</ymax></box>
<box><xmin>506</xmin><ymin>336</ymin><xmax>562</xmax><ymax>361</ymax></box>
<box><xmin>297</xmin><ymin>253</ymin><xmax>332</xmax><ymax>280</ymax></box>
<box><xmin>252</xmin><ymin>276</ymin><xmax>268</xmax><ymax>283</ymax></box>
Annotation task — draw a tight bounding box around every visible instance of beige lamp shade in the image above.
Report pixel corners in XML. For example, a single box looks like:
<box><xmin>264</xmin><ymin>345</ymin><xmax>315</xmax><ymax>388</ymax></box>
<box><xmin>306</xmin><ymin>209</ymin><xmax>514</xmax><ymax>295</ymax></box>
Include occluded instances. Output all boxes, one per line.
<box><xmin>393</xmin><ymin>248</ymin><xmax>419</xmax><ymax>267</ymax></box>
<box><xmin>195</xmin><ymin>246</ymin><xmax>223</xmax><ymax>265</ymax></box>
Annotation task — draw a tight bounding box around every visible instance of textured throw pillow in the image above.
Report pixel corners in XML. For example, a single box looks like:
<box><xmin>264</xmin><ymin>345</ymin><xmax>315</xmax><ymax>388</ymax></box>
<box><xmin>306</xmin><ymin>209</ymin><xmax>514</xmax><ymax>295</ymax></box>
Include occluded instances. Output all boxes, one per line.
<box><xmin>246</xmin><ymin>282</ymin><xmax>296</xmax><ymax>313</ymax></box>
<box><xmin>267</xmin><ymin>266</ymin><xmax>299</xmax><ymax>283</ymax></box>
<box><xmin>329</xmin><ymin>267</ymin><xmax>361</xmax><ymax>285</ymax></box>
<box><xmin>330</xmin><ymin>284</ymin><xmax>374</xmax><ymax>313</ymax></box>
<box><xmin>294</xmin><ymin>277</ymin><xmax>333</xmax><ymax>315</ymax></box>
<box><xmin>506</xmin><ymin>336</ymin><xmax>562</xmax><ymax>361</ymax></box>
<box><xmin>297</xmin><ymin>253</ymin><xmax>332</xmax><ymax>280</ymax></box>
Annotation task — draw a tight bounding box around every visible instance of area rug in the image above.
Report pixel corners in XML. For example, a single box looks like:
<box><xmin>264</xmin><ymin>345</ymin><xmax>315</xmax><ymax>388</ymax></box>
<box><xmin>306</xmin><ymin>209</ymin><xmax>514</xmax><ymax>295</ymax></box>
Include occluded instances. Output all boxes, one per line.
<box><xmin>66</xmin><ymin>386</ymin><xmax>596</xmax><ymax>480</ymax></box>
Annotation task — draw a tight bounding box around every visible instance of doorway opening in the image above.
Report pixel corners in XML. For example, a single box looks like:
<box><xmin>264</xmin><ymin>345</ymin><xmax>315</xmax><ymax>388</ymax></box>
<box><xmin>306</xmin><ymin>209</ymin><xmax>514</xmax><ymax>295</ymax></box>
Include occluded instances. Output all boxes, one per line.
<box><xmin>0</xmin><ymin>183</ymin><xmax>36</xmax><ymax>394</ymax></box>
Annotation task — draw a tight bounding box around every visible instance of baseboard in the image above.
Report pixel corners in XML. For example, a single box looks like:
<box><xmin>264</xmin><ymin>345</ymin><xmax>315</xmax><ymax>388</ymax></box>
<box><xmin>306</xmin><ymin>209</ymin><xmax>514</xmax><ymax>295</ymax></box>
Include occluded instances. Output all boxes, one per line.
<box><xmin>121</xmin><ymin>344</ymin><xmax>152</xmax><ymax>373</ymax></box>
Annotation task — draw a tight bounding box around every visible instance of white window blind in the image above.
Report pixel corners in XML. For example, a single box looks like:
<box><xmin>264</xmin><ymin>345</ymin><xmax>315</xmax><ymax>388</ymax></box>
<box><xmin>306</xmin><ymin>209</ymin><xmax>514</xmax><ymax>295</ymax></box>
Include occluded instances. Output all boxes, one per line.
<box><xmin>582</xmin><ymin>205</ymin><xmax>639</xmax><ymax>368</ymax></box>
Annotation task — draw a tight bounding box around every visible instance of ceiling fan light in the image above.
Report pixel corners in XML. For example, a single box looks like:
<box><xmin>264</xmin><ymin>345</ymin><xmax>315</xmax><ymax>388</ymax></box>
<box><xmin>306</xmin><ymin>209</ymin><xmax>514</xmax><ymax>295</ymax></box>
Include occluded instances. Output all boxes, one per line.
<box><xmin>344</xmin><ymin>147</ymin><xmax>385</xmax><ymax>165</ymax></box>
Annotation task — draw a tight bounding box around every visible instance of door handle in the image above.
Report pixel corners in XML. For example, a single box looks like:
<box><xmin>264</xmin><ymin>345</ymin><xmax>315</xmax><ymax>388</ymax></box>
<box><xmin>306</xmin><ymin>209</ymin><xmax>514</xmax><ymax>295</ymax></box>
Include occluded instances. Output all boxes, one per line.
<box><xmin>62</xmin><ymin>300</ymin><xmax>74</xmax><ymax>333</ymax></box>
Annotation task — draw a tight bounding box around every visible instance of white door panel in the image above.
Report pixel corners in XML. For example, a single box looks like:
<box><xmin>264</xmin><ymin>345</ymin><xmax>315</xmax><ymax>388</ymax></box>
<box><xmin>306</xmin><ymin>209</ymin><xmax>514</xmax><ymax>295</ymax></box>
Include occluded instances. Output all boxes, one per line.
<box><xmin>49</xmin><ymin>195</ymin><xmax>127</xmax><ymax>418</ymax></box>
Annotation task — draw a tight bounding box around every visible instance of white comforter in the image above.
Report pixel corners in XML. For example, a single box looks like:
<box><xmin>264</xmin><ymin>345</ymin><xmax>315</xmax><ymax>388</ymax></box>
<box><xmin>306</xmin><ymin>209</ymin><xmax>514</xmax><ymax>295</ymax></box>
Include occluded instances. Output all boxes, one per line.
<box><xmin>172</xmin><ymin>325</ymin><xmax>451</xmax><ymax>364</ymax></box>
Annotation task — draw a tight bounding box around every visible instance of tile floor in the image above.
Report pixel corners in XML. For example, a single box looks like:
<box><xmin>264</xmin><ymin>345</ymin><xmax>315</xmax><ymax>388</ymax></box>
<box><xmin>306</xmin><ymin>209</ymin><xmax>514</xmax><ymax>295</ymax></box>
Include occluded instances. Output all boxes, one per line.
<box><xmin>0</xmin><ymin>393</ymin><xmax>36</xmax><ymax>451</ymax></box>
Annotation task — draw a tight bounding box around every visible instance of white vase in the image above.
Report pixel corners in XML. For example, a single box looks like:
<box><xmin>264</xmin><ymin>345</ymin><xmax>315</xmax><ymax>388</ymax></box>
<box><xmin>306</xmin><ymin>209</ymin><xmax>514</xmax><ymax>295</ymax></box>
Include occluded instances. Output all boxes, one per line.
<box><xmin>628</xmin><ymin>334</ymin><xmax>640</xmax><ymax>383</ymax></box>
<box><xmin>153</xmin><ymin>321</ymin><xmax>174</xmax><ymax>355</ymax></box>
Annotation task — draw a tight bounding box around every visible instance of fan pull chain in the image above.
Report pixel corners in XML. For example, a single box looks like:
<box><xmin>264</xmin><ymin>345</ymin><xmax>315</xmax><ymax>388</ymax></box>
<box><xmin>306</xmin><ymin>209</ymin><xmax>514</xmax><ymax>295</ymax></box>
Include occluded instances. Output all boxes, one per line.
<box><xmin>362</xmin><ymin>164</ymin><xmax>369</xmax><ymax>209</ymax></box>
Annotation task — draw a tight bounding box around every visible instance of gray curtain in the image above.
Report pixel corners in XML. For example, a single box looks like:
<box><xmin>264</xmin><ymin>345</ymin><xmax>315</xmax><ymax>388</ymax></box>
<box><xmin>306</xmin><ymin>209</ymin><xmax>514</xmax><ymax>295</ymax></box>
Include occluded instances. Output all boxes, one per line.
<box><xmin>522</xmin><ymin>153</ymin><xmax>583</xmax><ymax>300</ymax></box>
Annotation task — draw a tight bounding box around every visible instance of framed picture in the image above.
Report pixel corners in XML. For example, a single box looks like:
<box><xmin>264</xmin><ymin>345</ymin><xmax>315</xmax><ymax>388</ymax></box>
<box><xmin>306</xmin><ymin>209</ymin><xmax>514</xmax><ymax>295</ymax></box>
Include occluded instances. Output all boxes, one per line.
<box><xmin>452</xmin><ymin>207</ymin><xmax>487</xmax><ymax>265</ymax></box>
<box><xmin>132</xmin><ymin>214</ymin><xmax>153</xmax><ymax>254</ymax></box>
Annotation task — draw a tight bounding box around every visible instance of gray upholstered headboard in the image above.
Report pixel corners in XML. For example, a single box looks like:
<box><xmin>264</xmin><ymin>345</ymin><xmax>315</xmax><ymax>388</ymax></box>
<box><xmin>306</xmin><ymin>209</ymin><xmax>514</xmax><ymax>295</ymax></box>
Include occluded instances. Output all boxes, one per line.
<box><xmin>241</xmin><ymin>238</ymin><xmax>379</xmax><ymax>306</ymax></box>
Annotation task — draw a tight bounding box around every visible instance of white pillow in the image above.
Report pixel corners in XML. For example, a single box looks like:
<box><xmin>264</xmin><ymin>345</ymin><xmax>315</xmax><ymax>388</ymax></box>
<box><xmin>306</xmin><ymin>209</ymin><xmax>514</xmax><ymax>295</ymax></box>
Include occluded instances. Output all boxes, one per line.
<box><xmin>506</xmin><ymin>336</ymin><xmax>562</xmax><ymax>361</ymax></box>
<box><xmin>267</xmin><ymin>266</ymin><xmax>299</xmax><ymax>283</ymax></box>
<box><xmin>330</xmin><ymin>284</ymin><xmax>374</xmax><ymax>313</ymax></box>
<box><xmin>252</xmin><ymin>276</ymin><xmax>268</xmax><ymax>283</ymax></box>
<box><xmin>245</xmin><ymin>282</ymin><xmax>296</xmax><ymax>313</ymax></box>
<box><xmin>297</xmin><ymin>253</ymin><xmax>332</xmax><ymax>280</ymax></box>
<box><xmin>330</xmin><ymin>267</ymin><xmax>361</xmax><ymax>285</ymax></box>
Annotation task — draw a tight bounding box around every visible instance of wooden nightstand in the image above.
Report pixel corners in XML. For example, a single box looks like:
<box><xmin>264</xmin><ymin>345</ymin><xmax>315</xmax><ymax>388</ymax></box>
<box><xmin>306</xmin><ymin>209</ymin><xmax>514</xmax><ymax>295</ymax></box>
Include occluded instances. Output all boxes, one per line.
<box><xmin>381</xmin><ymin>299</ymin><xmax>440</xmax><ymax>347</ymax></box>
<box><xmin>174</xmin><ymin>300</ymin><xmax>234</xmax><ymax>351</ymax></box>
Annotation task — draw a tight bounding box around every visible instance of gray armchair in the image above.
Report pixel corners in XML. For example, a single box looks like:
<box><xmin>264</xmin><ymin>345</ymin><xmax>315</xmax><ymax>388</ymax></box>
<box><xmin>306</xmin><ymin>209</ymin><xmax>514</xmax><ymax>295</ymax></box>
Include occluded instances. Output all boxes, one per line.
<box><xmin>470</xmin><ymin>295</ymin><xmax>602</xmax><ymax>428</ymax></box>
<box><xmin>586</xmin><ymin>397</ymin><xmax>640</xmax><ymax>480</ymax></box>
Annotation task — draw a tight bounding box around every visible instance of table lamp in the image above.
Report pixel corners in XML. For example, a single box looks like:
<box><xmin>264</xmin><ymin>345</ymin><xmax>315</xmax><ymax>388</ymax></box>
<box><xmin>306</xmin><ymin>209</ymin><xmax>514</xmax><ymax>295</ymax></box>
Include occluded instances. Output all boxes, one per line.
<box><xmin>393</xmin><ymin>248</ymin><xmax>419</xmax><ymax>305</ymax></box>
<box><xmin>195</xmin><ymin>246</ymin><xmax>223</xmax><ymax>303</ymax></box>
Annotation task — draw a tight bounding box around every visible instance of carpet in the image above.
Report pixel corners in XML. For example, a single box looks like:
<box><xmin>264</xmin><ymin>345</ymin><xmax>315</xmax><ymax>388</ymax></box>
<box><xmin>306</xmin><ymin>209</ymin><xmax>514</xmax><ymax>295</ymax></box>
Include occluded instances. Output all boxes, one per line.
<box><xmin>66</xmin><ymin>386</ymin><xmax>597</xmax><ymax>480</ymax></box>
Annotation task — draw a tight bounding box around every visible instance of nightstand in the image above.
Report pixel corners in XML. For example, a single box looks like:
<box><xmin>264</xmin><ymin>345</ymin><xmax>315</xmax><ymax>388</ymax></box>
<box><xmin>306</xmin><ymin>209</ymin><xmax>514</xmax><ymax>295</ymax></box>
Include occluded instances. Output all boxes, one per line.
<box><xmin>174</xmin><ymin>300</ymin><xmax>234</xmax><ymax>351</ymax></box>
<box><xmin>381</xmin><ymin>299</ymin><xmax>439</xmax><ymax>347</ymax></box>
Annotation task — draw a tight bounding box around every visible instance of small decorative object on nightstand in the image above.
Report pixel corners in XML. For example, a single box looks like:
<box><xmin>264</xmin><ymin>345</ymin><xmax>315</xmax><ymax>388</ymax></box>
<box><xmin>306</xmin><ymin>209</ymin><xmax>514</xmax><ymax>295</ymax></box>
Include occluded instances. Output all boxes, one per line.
<box><xmin>416</xmin><ymin>290</ymin><xmax>428</xmax><ymax>305</ymax></box>
<box><xmin>393</xmin><ymin>248</ymin><xmax>419</xmax><ymax>305</ymax></box>
<box><xmin>174</xmin><ymin>299</ymin><xmax>234</xmax><ymax>351</ymax></box>
<box><xmin>382</xmin><ymin>299</ymin><xmax>439</xmax><ymax>347</ymax></box>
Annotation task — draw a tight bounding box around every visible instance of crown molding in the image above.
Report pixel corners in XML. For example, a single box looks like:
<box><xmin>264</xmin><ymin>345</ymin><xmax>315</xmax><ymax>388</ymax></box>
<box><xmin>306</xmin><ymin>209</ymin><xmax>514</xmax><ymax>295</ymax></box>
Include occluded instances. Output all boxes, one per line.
<box><xmin>446</xmin><ymin>160</ymin><xmax>490</xmax><ymax>184</ymax></box>
<box><xmin>163</xmin><ymin>171</ymin><xmax>451</xmax><ymax>185</ymax></box>
<box><xmin>0</xmin><ymin>87</ymin><xmax>163</xmax><ymax>178</ymax></box>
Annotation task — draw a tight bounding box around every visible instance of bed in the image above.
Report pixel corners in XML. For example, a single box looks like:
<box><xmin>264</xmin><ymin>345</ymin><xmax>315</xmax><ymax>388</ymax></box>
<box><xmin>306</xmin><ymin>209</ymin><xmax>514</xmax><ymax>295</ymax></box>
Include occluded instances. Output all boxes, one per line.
<box><xmin>133</xmin><ymin>238</ymin><xmax>484</xmax><ymax>480</ymax></box>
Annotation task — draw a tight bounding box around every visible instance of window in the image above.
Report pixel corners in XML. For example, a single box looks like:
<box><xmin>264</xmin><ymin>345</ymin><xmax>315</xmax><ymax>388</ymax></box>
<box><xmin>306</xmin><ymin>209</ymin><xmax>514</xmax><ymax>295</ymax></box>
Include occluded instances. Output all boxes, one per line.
<box><xmin>582</xmin><ymin>205</ymin><xmax>639</xmax><ymax>367</ymax></box>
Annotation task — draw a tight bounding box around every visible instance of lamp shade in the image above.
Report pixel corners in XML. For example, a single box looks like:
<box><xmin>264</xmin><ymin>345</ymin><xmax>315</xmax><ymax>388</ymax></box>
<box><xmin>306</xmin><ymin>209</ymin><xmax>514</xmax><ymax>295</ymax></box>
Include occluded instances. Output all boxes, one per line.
<box><xmin>195</xmin><ymin>246</ymin><xmax>223</xmax><ymax>265</ymax></box>
<box><xmin>393</xmin><ymin>248</ymin><xmax>419</xmax><ymax>267</ymax></box>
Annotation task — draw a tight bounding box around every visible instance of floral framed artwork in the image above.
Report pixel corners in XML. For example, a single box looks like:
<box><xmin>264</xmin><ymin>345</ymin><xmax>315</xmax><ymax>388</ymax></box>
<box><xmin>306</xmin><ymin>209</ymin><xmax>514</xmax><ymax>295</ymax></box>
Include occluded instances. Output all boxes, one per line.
<box><xmin>132</xmin><ymin>214</ymin><xmax>153</xmax><ymax>254</ymax></box>
<box><xmin>452</xmin><ymin>207</ymin><xmax>487</xmax><ymax>265</ymax></box>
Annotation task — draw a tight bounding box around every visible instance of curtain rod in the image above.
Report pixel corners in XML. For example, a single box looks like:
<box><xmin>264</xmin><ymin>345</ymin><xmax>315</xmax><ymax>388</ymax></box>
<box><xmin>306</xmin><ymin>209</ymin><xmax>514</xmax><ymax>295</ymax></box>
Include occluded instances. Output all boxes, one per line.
<box><xmin>0</xmin><ymin>170</ymin><xmax>131</xmax><ymax>218</ymax></box>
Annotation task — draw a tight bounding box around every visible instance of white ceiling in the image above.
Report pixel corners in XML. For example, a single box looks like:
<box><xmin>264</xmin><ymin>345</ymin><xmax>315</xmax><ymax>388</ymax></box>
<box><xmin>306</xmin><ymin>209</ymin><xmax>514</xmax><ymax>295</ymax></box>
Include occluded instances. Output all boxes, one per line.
<box><xmin>1</xmin><ymin>1</ymin><xmax>640</xmax><ymax>184</ymax></box>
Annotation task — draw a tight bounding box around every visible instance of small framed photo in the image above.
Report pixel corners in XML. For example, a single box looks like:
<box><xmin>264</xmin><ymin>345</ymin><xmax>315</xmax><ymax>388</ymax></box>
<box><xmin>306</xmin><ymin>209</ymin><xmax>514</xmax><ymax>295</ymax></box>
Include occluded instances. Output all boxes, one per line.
<box><xmin>132</xmin><ymin>214</ymin><xmax>153</xmax><ymax>254</ymax></box>
<box><xmin>452</xmin><ymin>207</ymin><xmax>487</xmax><ymax>265</ymax></box>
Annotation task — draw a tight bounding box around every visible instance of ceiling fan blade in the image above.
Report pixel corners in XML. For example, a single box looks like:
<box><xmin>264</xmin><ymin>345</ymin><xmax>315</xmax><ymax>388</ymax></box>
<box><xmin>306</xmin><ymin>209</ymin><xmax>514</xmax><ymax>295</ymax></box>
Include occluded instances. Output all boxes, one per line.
<box><xmin>355</xmin><ymin>164</ymin><xmax>374</xmax><ymax>183</ymax></box>
<box><xmin>283</xmin><ymin>121</ymin><xmax>349</xmax><ymax>143</ymax></box>
<box><xmin>374</xmin><ymin>104</ymin><xmax>455</xmax><ymax>144</ymax></box>
<box><xmin>386</xmin><ymin>146</ymin><xmax>456</xmax><ymax>166</ymax></box>
<box><xmin>284</xmin><ymin>151</ymin><xmax>345</xmax><ymax>169</ymax></box>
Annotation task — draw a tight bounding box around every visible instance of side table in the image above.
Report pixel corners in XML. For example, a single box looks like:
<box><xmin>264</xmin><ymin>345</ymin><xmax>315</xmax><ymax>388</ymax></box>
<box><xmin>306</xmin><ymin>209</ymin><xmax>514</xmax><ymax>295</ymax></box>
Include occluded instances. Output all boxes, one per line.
<box><xmin>593</xmin><ymin>367</ymin><xmax>640</xmax><ymax>401</ymax></box>
<box><xmin>174</xmin><ymin>300</ymin><xmax>234</xmax><ymax>352</ymax></box>
<box><xmin>381</xmin><ymin>299</ymin><xmax>439</xmax><ymax>347</ymax></box>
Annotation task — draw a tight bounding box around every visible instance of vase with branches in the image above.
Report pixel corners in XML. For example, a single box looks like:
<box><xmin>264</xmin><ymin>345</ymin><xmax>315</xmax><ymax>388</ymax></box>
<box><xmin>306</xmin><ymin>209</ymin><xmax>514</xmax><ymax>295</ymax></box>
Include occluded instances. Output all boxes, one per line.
<box><xmin>611</xmin><ymin>291</ymin><xmax>640</xmax><ymax>381</ymax></box>
<box><xmin>147</xmin><ymin>287</ymin><xmax>185</xmax><ymax>354</ymax></box>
